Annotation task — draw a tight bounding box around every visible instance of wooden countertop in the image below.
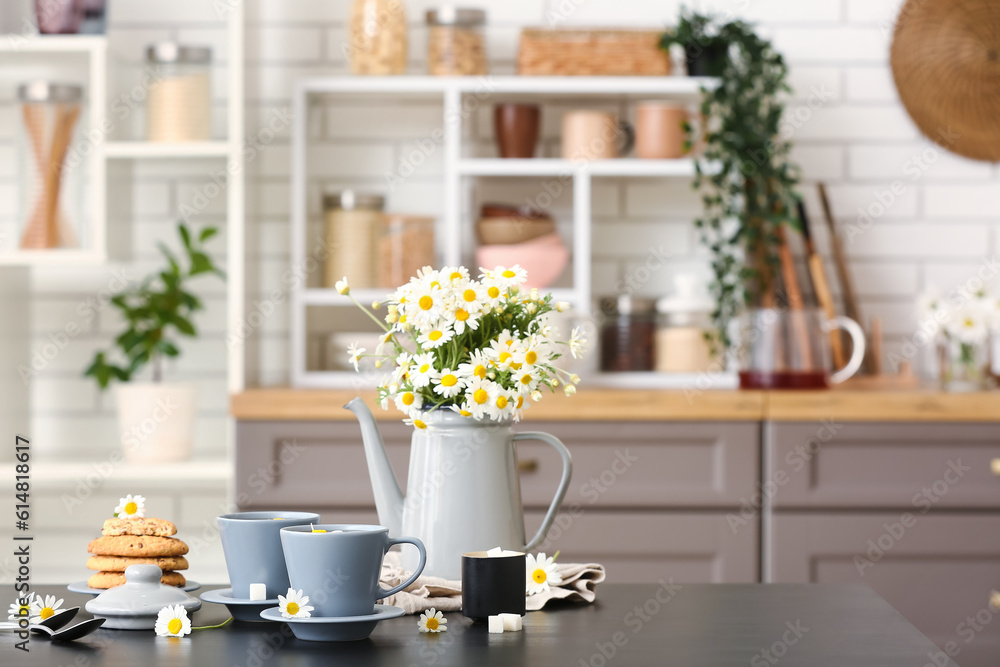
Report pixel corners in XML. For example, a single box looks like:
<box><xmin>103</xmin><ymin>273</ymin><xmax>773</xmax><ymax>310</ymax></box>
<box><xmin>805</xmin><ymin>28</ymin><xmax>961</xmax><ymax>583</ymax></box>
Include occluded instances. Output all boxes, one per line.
<box><xmin>231</xmin><ymin>387</ymin><xmax>1000</xmax><ymax>422</ymax></box>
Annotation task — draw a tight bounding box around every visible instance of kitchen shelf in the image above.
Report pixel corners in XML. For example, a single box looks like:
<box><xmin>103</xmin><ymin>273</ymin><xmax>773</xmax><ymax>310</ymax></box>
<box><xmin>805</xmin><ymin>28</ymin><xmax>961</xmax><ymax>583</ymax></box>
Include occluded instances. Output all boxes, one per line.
<box><xmin>104</xmin><ymin>141</ymin><xmax>231</xmax><ymax>159</ymax></box>
<box><xmin>0</xmin><ymin>34</ymin><xmax>107</xmax><ymax>53</ymax></box>
<box><xmin>291</xmin><ymin>75</ymin><xmax>719</xmax><ymax>388</ymax></box>
<box><xmin>588</xmin><ymin>372</ymin><xmax>739</xmax><ymax>390</ymax></box>
<box><xmin>303</xmin><ymin>286</ymin><xmax>578</xmax><ymax>306</ymax></box>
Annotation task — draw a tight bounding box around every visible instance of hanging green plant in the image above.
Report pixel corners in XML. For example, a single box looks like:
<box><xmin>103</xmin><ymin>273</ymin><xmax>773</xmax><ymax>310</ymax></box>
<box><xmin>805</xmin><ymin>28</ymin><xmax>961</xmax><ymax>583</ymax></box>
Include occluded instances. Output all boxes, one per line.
<box><xmin>662</xmin><ymin>10</ymin><xmax>801</xmax><ymax>350</ymax></box>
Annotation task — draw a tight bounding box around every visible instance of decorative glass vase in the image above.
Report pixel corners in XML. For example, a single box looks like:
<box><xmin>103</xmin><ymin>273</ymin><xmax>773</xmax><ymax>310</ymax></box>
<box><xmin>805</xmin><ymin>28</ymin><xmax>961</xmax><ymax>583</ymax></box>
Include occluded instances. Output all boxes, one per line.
<box><xmin>938</xmin><ymin>337</ymin><xmax>989</xmax><ymax>392</ymax></box>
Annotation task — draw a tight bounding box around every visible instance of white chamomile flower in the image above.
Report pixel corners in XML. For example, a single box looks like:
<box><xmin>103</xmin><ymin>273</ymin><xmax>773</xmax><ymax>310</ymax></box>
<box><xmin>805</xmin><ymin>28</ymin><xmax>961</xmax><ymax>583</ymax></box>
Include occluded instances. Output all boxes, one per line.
<box><xmin>417</xmin><ymin>324</ymin><xmax>454</xmax><ymax>350</ymax></box>
<box><xmin>409</xmin><ymin>282</ymin><xmax>446</xmax><ymax>328</ymax></box>
<box><xmin>417</xmin><ymin>607</ymin><xmax>448</xmax><ymax>633</ymax></box>
<box><xmin>440</xmin><ymin>266</ymin><xmax>469</xmax><ymax>284</ymax></box>
<box><xmin>404</xmin><ymin>416</ymin><xmax>429</xmax><ymax>430</ymax></box>
<box><xmin>433</xmin><ymin>368</ymin><xmax>465</xmax><ymax>399</ymax></box>
<box><xmin>493</xmin><ymin>265</ymin><xmax>527</xmax><ymax>290</ymax></box>
<box><xmin>525</xmin><ymin>552</ymin><xmax>563</xmax><ymax>596</ymax></box>
<box><xmin>947</xmin><ymin>301</ymin><xmax>989</xmax><ymax>345</ymax></box>
<box><xmin>278</xmin><ymin>588</ymin><xmax>314</xmax><ymax>619</ymax></box>
<box><xmin>335</xmin><ymin>277</ymin><xmax>350</xmax><ymax>295</ymax></box>
<box><xmin>115</xmin><ymin>494</ymin><xmax>146</xmax><ymax>519</ymax></box>
<box><xmin>458</xmin><ymin>349</ymin><xmax>491</xmax><ymax>383</ymax></box>
<box><xmin>489</xmin><ymin>331</ymin><xmax>522</xmax><ymax>371</ymax></box>
<box><xmin>568</xmin><ymin>326</ymin><xmax>587</xmax><ymax>359</ymax></box>
<box><xmin>518</xmin><ymin>338</ymin><xmax>548</xmax><ymax>368</ymax></box>
<box><xmin>512</xmin><ymin>368</ymin><xmax>541</xmax><ymax>394</ymax></box>
<box><xmin>486</xmin><ymin>386</ymin><xmax>517</xmax><ymax>421</ymax></box>
<box><xmin>154</xmin><ymin>604</ymin><xmax>192</xmax><ymax>637</ymax></box>
<box><xmin>448</xmin><ymin>303</ymin><xmax>481</xmax><ymax>334</ymax></box>
<box><xmin>463</xmin><ymin>377</ymin><xmax>495</xmax><ymax>419</ymax></box>
<box><xmin>7</xmin><ymin>592</ymin><xmax>38</xmax><ymax>621</ymax></box>
<box><xmin>410</xmin><ymin>353</ymin><xmax>439</xmax><ymax>388</ymax></box>
<box><xmin>393</xmin><ymin>389</ymin><xmax>423</xmax><ymax>415</ymax></box>
<box><xmin>30</xmin><ymin>594</ymin><xmax>64</xmax><ymax>624</ymax></box>
<box><xmin>347</xmin><ymin>343</ymin><xmax>366</xmax><ymax>372</ymax></box>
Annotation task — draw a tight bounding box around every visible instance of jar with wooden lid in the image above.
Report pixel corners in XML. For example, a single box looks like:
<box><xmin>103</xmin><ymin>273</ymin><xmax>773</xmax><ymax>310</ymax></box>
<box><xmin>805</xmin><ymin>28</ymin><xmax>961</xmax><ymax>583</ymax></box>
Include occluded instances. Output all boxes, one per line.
<box><xmin>349</xmin><ymin>0</ymin><xmax>408</xmax><ymax>75</ymax></box>
<box><xmin>599</xmin><ymin>294</ymin><xmax>656</xmax><ymax>372</ymax></box>
<box><xmin>378</xmin><ymin>215</ymin><xmax>435</xmax><ymax>287</ymax></box>
<box><xmin>146</xmin><ymin>42</ymin><xmax>212</xmax><ymax>142</ymax></box>
<box><xmin>324</xmin><ymin>191</ymin><xmax>385</xmax><ymax>290</ymax></box>
<box><xmin>426</xmin><ymin>7</ymin><xmax>487</xmax><ymax>76</ymax></box>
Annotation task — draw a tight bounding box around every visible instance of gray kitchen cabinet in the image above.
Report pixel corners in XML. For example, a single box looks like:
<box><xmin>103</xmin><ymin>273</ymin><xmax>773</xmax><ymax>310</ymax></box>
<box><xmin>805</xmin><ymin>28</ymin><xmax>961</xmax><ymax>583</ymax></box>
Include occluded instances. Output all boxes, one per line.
<box><xmin>769</xmin><ymin>513</ymin><xmax>1000</xmax><ymax>667</ymax></box>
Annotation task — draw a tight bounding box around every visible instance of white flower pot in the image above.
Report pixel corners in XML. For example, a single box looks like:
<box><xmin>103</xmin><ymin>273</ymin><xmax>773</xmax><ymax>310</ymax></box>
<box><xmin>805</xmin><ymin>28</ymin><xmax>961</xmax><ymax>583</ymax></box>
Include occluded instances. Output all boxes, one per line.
<box><xmin>116</xmin><ymin>383</ymin><xmax>197</xmax><ymax>463</ymax></box>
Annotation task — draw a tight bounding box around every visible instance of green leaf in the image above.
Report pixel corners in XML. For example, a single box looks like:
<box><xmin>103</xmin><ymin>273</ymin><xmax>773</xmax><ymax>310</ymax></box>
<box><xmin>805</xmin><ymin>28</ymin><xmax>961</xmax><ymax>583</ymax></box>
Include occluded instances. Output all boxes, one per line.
<box><xmin>171</xmin><ymin>314</ymin><xmax>197</xmax><ymax>336</ymax></box>
<box><xmin>179</xmin><ymin>223</ymin><xmax>193</xmax><ymax>250</ymax></box>
<box><xmin>198</xmin><ymin>227</ymin><xmax>219</xmax><ymax>243</ymax></box>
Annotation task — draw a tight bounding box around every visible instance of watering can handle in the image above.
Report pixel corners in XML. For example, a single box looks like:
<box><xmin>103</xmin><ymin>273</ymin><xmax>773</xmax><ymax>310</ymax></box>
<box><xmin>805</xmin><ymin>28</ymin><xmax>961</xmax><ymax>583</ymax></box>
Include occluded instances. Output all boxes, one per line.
<box><xmin>514</xmin><ymin>431</ymin><xmax>573</xmax><ymax>552</ymax></box>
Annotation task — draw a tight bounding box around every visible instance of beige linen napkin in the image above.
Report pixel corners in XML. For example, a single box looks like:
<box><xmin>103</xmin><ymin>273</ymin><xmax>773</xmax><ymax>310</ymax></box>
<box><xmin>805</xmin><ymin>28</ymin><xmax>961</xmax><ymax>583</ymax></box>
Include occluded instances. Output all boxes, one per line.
<box><xmin>379</xmin><ymin>551</ymin><xmax>606</xmax><ymax>615</ymax></box>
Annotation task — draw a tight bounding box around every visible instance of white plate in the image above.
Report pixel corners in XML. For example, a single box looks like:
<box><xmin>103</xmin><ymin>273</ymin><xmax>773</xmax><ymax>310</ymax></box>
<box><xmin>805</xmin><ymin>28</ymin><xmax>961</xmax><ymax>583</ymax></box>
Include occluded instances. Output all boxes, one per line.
<box><xmin>68</xmin><ymin>580</ymin><xmax>201</xmax><ymax>596</ymax></box>
<box><xmin>200</xmin><ymin>588</ymin><xmax>279</xmax><ymax>623</ymax></box>
<box><xmin>259</xmin><ymin>604</ymin><xmax>406</xmax><ymax>642</ymax></box>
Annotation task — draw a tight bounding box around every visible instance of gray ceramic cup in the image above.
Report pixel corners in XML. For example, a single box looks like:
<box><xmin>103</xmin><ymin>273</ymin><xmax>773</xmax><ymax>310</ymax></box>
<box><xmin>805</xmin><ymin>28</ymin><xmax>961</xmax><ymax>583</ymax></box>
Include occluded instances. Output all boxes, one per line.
<box><xmin>280</xmin><ymin>524</ymin><xmax>426</xmax><ymax>617</ymax></box>
<box><xmin>218</xmin><ymin>511</ymin><xmax>320</xmax><ymax>600</ymax></box>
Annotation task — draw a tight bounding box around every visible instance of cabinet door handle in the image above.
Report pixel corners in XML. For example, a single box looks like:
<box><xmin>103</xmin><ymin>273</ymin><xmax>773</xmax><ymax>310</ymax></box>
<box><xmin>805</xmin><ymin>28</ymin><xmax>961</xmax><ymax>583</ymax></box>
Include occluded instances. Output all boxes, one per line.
<box><xmin>991</xmin><ymin>458</ymin><xmax>1000</xmax><ymax>477</ymax></box>
<box><xmin>991</xmin><ymin>591</ymin><xmax>1000</xmax><ymax>611</ymax></box>
<box><xmin>518</xmin><ymin>459</ymin><xmax>539</xmax><ymax>473</ymax></box>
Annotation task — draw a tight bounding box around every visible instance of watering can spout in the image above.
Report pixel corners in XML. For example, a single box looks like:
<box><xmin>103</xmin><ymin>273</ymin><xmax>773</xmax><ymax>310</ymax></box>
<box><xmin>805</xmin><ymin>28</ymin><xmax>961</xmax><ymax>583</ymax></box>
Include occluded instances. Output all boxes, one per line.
<box><xmin>345</xmin><ymin>397</ymin><xmax>404</xmax><ymax>536</ymax></box>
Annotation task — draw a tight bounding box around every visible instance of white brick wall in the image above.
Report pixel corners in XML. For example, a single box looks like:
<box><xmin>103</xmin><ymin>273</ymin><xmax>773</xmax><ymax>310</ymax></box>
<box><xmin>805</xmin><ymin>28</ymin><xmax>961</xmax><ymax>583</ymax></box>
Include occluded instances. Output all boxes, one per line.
<box><xmin>9</xmin><ymin>0</ymin><xmax>1000</xmax><ymax>460</ymax></box>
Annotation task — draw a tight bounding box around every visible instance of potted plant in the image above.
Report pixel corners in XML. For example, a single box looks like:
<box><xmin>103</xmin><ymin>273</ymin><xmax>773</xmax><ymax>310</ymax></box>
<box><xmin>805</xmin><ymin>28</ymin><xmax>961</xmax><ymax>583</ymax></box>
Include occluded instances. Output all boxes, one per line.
<box><xmin>659</xmin><ymin>9</ymin><xmax>730</xmax><ymax>77</ymax></box>
<box><xmin>667</xmin><ymin>12</ymin><xmax>800</xmax><ymax>352</ymax></box>
<box><xmin>84</xmin><ymin>222</ymin><xmax>224</xmax><ymax>463</ymax></box>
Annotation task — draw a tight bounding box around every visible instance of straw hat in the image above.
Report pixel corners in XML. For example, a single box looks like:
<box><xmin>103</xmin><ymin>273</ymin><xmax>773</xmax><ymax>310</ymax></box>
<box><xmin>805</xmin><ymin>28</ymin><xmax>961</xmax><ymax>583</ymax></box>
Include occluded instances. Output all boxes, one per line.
<box><xmin>890</xmin><ymin>0</ymin><xmax>1000</xmax><ymax>161</ymax></box>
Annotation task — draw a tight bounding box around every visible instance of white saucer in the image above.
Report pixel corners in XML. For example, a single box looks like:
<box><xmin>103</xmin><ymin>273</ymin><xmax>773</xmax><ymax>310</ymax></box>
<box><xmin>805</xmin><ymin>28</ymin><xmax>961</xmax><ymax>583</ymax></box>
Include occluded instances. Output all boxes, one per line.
<box><xmin>259</xmin><ymin>604</ymin><xmax>405</xmax><ymax>641</ymax></box>
<box><xmin>200</xmin><ymin>588</ymin><xmax>279</xmax><ymax>622</ymax></box>
<box><xmin>68</xmin><ymin>580</ymin><xmax>201</xmax><ymax>596</ymax></box>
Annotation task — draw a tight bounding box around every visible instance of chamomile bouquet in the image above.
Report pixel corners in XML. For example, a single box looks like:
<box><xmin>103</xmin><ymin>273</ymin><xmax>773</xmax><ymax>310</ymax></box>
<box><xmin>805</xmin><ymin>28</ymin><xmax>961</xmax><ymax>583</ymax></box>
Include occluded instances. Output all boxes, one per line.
<box><xmin>338</xmin><ymin>265</ymin><xmax>586</xmax><ymax>428</ymax></box>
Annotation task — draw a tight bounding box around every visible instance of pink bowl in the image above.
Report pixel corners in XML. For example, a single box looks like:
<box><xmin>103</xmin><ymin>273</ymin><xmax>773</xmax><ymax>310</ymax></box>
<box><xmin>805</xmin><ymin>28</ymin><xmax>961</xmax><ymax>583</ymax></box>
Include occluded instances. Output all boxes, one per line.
<box><xmin>475</xmin><ymin>233</ymin><xmax>570</xmax><ymax>289</ymax></box>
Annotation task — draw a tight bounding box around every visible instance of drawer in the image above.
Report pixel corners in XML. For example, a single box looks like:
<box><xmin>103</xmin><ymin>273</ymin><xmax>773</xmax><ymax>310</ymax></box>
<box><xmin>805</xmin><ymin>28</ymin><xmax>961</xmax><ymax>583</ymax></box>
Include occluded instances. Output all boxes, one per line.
<box><xmin>526</xmin><ymin>510</ymin><xmax>758</xmax><ymax>583</ymax></box>
<box><xmin>766</xmin><ymin>422</ymin><xmax>1000</xmax><ymax>509</ymax></box>
<box><xmin>768</xmin><ymin>513</ymin><xmax>1000</xmax><ymax>667</ymax></box>
<box><xmin>235</xmin><ymin>420</ymin><xmax>411</xmax><ymax>508</ymax></box>
<box><xmin>516</xmin><ymin>422</ymin><xmax>759</xmax><ymax>509</ymax></box>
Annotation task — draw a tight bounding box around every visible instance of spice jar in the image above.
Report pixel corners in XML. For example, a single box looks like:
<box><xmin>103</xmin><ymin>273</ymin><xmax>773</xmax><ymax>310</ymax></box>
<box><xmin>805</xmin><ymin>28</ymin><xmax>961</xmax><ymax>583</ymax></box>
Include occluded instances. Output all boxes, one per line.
<box><xmin>426</xmin><ymin>7</ymin><xmax>487</xmax><ymax>76</ymax></box>
<box><xmin>324</xmin><ymin>191</ymin><xmax>385</xmax><ymax>290</ymax></box>
<box><xmin>349</xmin><ymin>0</ymin><xmax>408</xmax><ymax>75</ymax></box>
<box><xmin>654</xmin><ymin>276</ymin><xmax>714</xmax><ymax>373</ymax></box>
<box><xmin>146</xmin><ymin>42</ymin><xmax>212</xmax><ymax>142</ymax></box>
<box><xmin>599</xmin><ymin>295</ymin><xmax>656</xmax><ymax>372</ymax></box>
<box><xmin>379</xmin><ymin>215</ymin><xmax>435</xmax><ymax>287</ymax></box>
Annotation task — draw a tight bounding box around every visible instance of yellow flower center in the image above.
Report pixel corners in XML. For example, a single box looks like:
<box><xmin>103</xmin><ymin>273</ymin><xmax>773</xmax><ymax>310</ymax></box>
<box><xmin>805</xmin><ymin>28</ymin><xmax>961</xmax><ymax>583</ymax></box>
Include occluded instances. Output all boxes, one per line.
<box><xmin>441</xmin><ymin>374</ymin><xmax>458</xmax><ymax>387</ymax></box>
<box><xmin>499</xmin><ymin>352</ymin><xmax>512</xmax><ymax>364</ymax></box>
<box><xmin>429</xmin><ymin>331</ymin><xmax>443</xmax><ymax>341</ymax></box>
<box><xmin>964</xmin><ymin>317</ymin><xmax>974</xmax><ymax>328</ymax></box>
<box><xmin>496</xmin><ymin>396</ymin><xmax>508</xmax><ymax>409</ymax></box>
<box><xmin>474</xmin><ymin>389</ymin><xmax>489</xmax><ymax>404</ymax></box>
<box><xmin>40</xmin><ymin>607</ymin><xmax>54</xmax><ymax>620</ymax></box>
<box><xmin>516</xmin><ymin>396</ymin><xmax>523</xmax><ymax>409</ymax></box>
<box><xmin>419</xmin><ymin>363</ymin><xmax>430</xmax><ymax>373</ymax></box>
<box><xmin>286</xmin><ymin>602</ymin><xmax>299</xmax><ymax>616</ymax></box>
<box><xmin>402</xmin><ymin>392</ymin><xmax>415</xmax><ymax>406</ymax></box>
<box><xmin>520</xmin><ymin>374</ymin><xmax>532</xmax><ymax>385</ymax></box>
<box><xmin>168</xmin><ymin>617</ymin><xmax>183</xmax><ymax>634</ymax></box>
<box><xmin>463</xmin><ymin>289</ymin><xmax>476</xmax><ymax>302</ymax></box>
<box><xmin>525</xmin><ymin>351</ymin><xmax>537</xmax><ymax>364</ymax></box>
<box><xmin>488</xmin><ymin>286</ymin><xmax>500</xmax><ymax>298</ymax></box>
<box><xmin>474</xmin><ymin>364</ymin><xmax>487</xmax><ymax>379</ymax></box>
<box><xmin>456</xmin><ymin>308</ymin><xmax>469</xmax><ymax>322</ymax></box>
<box><xmin>459</xmin><ymin>410</ymin><xmax>471</xmax><ymax>417</ymax></box>
<box><xmin>449</xmin><ymin>272</ymin><xmax>462</xmax><ymax>282</ymax></box>
<box><xmin>431</xmin><ymin>281</ymin><xmax>441</xmax><ymax>288</ymax></box>
<box><xmin>125</xmin><ymin>502</ymin><xmax>137</xmax><ymax>514</ymax></box>
<box><xmin>419</xmin><ymin>295</ymin><xmax>434</xmax><ymax>310</ymax></box>
<box><xmin>532</xmin><ymin>569</ymin><xmax>547</xmax><ymax>584</ymax></box>
<box><xmin>426</xmin><ymin>617</ymin><xmax>439</xmax><ymax>630</ymax></box>
<box><xmin>413</xmin><ymin>419</ymin><xmax>427</xmax><ymax>429</ymax></box>
<box><xmin>502</xmin><ymin>269</ymin><xmax>516</xmax><ymax>278</ymax></box>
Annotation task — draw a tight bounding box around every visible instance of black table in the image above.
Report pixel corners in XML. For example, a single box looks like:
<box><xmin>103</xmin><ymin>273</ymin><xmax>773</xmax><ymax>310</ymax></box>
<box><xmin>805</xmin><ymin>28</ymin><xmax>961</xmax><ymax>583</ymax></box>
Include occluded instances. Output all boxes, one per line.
<box><xmin>3</xmin><ymin>583</ymin><xmax>955</xmax><ymax>666</ymax></box>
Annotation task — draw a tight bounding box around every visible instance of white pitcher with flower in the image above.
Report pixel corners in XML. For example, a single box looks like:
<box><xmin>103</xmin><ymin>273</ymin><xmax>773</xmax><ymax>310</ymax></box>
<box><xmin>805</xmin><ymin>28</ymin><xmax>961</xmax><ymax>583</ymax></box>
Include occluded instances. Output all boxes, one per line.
<box><xmin>340</xmin><ymin>265</ymin><xmax>586</xmax><ymax>579</ymax></box>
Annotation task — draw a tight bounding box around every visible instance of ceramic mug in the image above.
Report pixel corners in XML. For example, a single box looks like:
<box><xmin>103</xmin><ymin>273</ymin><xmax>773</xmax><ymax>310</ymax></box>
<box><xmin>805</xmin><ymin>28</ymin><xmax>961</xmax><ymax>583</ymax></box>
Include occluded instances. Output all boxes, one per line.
<box><xmin>494</xmin><ymin>103</ymin><xmax>540</xmax><ymax>158</ymax></box>
<box><xmin>461</xmin><ymin>551</ymin><xmax>526</xmax><ymax>621</ymax></box>
<box><xmin>217</xmin><ymin>511</ymin><xmax>320</xmax><ymax>600</ymax></box>
<box><xmin>635</xmin><ymin>102</ymin><xmax>688</xmax><ymax>159</ymax></box>
<box><xmin>280</xmin><ymin>524</ymin><xmax>426</xmax><ymax>617</ymax></box>
<box><xmin>561</xmin><ymin>111</ymin><xmax>634</xmax><ymax>161</ymax></box>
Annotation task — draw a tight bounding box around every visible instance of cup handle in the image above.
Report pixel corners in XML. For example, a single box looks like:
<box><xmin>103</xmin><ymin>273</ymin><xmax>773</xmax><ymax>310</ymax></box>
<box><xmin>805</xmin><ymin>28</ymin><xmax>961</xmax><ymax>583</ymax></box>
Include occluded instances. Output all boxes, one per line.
<box><xmin>515</xmin><ymin>431</ymin><xmax>573</xmax><ymax>552</ymax></box>
<box><xmin>377</xmin><ymin>536</ymin><xmax>426</xmax><ymax>599</ymax></box>
<box><xmin>617</xmin><ymin>120</ymin><xmax>635</xmax><ymax>157</ymax></box>
<box><xmin>823</xmin><ymin>316</ymin><xmax>866</xmax><ymax>384</ymax></box>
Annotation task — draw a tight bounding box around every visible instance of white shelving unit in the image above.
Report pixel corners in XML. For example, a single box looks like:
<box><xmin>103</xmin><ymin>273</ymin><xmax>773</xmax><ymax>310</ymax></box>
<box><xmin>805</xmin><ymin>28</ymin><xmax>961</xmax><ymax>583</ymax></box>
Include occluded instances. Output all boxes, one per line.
<box><xmin>290</xmin><ymin>75</ymin><xmax>717</xmax><ymax>388</ymax></box>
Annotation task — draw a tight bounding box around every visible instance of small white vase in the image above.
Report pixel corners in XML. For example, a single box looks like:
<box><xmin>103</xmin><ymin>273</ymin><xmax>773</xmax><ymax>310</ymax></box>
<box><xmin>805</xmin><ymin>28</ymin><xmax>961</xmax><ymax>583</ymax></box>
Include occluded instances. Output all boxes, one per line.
<box><xmin>116</xmin><ymin>383</ymin><xmax>197</xmax><ymax>463</ymax></box>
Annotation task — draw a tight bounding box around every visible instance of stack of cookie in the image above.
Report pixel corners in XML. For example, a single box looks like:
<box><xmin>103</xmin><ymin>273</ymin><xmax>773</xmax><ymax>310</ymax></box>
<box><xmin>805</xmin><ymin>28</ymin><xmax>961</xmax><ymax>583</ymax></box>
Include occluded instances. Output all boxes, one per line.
<box><xmin>87</xmin><ymin>517</ymin><xmax>190</xmax><ymax>589</ymax></box>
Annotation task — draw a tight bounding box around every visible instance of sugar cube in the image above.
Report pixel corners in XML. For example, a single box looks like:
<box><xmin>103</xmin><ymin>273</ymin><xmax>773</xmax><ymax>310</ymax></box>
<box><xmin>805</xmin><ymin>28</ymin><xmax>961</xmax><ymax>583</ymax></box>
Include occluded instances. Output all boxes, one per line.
<box><xmin>249</xmin><ymin>583</ymin><xmax>266</xmax><ymax>601</ymax></box>
<box><xmin>488</xmin><ymin>615</ymin><xmax>504</xmax><ymax>633</ymax></box>
<box><xmin>487</xmin><ymin>547</ymin><xmax>504</xmax><ymax>557</ymax></box>
<box><xmin>499</xmin><ymin>613</ymin><xmax>522</xmax><ymax>631</ymax></box>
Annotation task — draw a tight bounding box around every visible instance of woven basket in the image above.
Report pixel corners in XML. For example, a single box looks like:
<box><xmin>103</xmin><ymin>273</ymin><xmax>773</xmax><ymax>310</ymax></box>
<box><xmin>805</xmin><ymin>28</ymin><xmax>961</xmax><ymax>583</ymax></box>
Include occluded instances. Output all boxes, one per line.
<box><xmin>891</xmin><ymin>0</ymin><xmax>1000</xmax><ymax>161</ymax></box>
<box><xmin>518</xmin><ymin>28</ymin><xmax>670</xmax><ymax>76</ymax></box>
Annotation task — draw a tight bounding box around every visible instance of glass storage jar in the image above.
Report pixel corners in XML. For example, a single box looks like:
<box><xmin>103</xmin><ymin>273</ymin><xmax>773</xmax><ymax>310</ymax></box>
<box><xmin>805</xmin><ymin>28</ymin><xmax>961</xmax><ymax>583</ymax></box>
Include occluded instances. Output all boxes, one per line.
<box><xmin>378</xmin><ymin>215</ymin><xmax>435</xmax><ymax>287</ymax></box>
<box><xmin>18</xmin><ymin>81</ymin><xmax>84</xmax><ymax>250</ymax></box>
<box><xmin>349</xmin><ymin>0</ymin><xmax>408</xmax><ymax>75</ymax></box>
<box><xmin>599</xmin><ymin>294</ymin><xmax>656</xmax><ymax>372</ymax></box>
<box><xmin>324</xmin><ymin>191</ymin><xmax>385</xmax><ymax>290</ymax></box>
<box><xmin>654</xmin><ymin>276</ymin><xmax>714</xmax><ymax>373</ymax></box>
<box><xmin>426</xmin><ymin>7</ymin><xmax>487</xmax><ymax>76</ymax></box>
<box><xmin>146</xmin><ymin>42</ymin><xmax>212</xmax><ymax>142</ymax></box>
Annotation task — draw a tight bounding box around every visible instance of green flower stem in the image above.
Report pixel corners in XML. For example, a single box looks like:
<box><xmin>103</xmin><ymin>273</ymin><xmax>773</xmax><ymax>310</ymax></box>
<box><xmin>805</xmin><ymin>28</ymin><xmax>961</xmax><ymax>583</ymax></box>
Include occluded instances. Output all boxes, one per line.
<box><xmin>193</xmin><ymin>617</ymin><xmax>233</xmax><ymax>631</ymax></box>
<box><xmin>346</xmin><ymin>293</ymin><xmax>392</xmax><ymax>333</ymax></box>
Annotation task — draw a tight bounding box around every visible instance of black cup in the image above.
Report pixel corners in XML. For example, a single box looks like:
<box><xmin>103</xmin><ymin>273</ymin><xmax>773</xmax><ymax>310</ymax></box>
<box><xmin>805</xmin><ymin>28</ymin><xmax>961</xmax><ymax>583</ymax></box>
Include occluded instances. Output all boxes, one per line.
<box><xmin>462</xmin><ymin>551</ymin><xmax>526</xmax><ymax>622</ymax></box>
